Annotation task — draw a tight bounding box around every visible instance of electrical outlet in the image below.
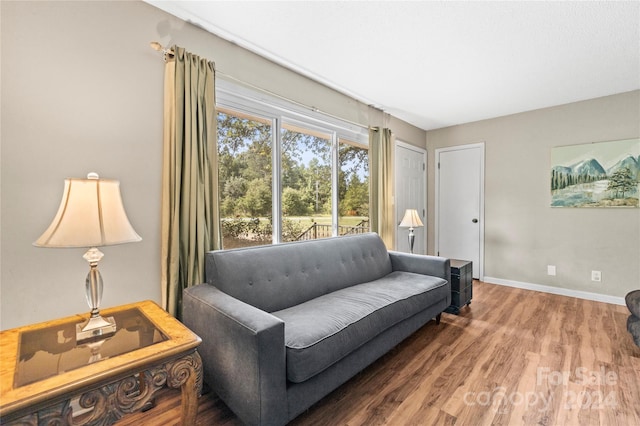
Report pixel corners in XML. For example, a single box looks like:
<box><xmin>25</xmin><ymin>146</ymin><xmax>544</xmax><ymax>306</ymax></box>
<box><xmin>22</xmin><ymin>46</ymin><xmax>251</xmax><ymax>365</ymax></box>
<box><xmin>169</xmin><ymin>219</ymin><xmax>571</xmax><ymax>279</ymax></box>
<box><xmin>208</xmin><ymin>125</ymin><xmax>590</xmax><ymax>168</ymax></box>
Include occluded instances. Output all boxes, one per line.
<box><xmin>591</xmin><ymin>270</ymin><xmax>602</xmax><ymax>282</ymax></box>
<box><xmin>547</xmin><ymin>265</ymin><xmax>556</xmax><ymax>276</ymax></box>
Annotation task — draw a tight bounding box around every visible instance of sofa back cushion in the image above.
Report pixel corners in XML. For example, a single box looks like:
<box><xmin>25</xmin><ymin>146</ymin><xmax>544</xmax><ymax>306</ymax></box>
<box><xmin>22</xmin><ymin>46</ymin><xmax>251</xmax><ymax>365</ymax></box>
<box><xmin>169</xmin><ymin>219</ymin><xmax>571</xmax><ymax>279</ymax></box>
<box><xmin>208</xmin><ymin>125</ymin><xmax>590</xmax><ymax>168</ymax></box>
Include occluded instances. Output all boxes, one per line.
<box><xmin>205</xmin><ymin>233</ymin><xmax>393</xmax><ymax>312</ymax></box>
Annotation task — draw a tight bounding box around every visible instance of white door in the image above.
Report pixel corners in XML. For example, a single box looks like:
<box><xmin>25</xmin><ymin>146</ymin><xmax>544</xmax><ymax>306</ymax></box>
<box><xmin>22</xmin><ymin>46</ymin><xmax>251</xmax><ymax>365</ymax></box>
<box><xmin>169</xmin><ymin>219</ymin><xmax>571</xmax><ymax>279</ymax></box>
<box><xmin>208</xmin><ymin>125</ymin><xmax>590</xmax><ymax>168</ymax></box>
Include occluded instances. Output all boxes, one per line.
<box><xmin>436</xmin><ymin>143</ymin><xmax>484</xmax><ymax>279</ymax></box>
<box><xmin>395</xmin><ymin>142</ymin><xmax>426</xmax><ymax>254</ymax></box>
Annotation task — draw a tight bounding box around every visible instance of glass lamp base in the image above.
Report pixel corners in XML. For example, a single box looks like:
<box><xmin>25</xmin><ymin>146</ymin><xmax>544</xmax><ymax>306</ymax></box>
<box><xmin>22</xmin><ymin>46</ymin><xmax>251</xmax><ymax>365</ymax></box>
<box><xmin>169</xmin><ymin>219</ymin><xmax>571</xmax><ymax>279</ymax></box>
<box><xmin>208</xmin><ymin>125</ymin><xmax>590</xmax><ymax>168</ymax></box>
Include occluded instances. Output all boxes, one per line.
<box><xmin>76</xmin><ymin>315</ymin><xmax>116</xmax><ymax>343</ymax></box>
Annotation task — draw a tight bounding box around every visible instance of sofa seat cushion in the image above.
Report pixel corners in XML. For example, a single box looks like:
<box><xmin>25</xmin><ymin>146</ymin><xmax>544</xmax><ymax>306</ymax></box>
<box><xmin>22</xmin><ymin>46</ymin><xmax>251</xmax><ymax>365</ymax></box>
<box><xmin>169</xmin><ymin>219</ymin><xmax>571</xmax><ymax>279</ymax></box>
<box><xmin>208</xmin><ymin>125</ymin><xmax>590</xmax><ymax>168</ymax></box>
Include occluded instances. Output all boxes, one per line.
<box><xmin>272</xmin><ymin>271</ymin><xmax>449</xmax><ymax>383</ymax></box>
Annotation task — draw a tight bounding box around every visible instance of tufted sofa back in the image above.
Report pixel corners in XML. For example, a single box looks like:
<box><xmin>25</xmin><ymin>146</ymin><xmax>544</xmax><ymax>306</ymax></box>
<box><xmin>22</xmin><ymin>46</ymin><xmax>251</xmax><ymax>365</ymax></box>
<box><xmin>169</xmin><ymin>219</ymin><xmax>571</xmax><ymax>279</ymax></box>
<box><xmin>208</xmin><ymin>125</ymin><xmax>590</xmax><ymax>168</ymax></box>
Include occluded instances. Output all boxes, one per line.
<box><xmin>205</xmin><ymin>233</ymin><xmax>393</xmax><ymax>312</ymax></box>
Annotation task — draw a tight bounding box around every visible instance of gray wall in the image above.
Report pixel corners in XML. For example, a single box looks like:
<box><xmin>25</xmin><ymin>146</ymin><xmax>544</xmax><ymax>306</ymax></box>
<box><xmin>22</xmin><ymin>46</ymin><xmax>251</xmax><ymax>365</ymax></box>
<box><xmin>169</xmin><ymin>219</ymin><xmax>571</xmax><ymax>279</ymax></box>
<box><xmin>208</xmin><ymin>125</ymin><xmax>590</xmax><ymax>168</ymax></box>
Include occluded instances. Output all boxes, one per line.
<box><xmin>426</xmin><ymin>91</ymin><xmax>640</xmax><ymax>299</ymax></box>
<box><xmin>0</xmin><ymin>1</ymin><xmax>424</xmax><ymax>329</ymax></box>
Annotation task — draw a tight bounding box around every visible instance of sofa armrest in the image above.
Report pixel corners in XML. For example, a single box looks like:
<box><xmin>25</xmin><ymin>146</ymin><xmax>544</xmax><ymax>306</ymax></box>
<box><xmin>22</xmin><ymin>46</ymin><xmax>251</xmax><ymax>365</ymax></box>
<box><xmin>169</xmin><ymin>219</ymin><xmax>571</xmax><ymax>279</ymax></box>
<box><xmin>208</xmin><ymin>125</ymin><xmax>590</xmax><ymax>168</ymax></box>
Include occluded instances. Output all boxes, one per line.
<box><xmin>388</xmin><ymin>251</ymin><xmax>451</xmax><ymax>283</ymax></box>
<box><xmin>183</xmin><ymin>284</ymin><xmax>287</xmax><ymax>426</ymax></box>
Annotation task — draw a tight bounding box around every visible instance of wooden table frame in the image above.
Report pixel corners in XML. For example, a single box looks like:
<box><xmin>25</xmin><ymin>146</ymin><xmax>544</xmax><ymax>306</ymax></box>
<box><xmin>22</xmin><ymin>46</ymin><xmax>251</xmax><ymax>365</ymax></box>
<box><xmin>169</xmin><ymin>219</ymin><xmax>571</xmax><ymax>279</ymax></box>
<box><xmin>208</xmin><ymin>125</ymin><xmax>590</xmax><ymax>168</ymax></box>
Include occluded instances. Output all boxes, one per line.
<box><xmin>0</xmin><ymin>301</ymin><xmax>202</xmax><ymax>425</ymax></box>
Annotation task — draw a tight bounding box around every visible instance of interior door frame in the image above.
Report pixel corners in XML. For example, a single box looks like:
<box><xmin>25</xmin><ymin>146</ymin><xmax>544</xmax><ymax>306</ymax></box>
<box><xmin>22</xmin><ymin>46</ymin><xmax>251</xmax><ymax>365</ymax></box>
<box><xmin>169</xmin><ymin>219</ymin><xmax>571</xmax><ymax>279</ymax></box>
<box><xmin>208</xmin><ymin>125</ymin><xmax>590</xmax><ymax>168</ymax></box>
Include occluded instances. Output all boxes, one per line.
<box><xmin>394</xmin><ymin>140</ymin><xmax>427</xmax><ymax>253</ymax></box>
<box><xmin>434</xmin><ymin>142</ymin><xmax>485</xmax><ymax>280</ymax></box>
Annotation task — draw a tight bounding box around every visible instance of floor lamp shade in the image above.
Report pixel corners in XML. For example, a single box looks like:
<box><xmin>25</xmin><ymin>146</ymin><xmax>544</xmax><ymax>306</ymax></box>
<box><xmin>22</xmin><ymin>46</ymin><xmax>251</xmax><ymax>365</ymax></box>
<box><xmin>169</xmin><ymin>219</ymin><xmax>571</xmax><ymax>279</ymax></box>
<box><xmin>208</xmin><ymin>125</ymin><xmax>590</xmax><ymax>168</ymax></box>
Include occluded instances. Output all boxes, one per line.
<box><xmin>34</xmin><ymin>173</ymin><xmax>141</xmax><ymax>342</ymax></box>
<box><xmin>399</xmin><ymin>209</ymin><xmax>424</xmax><ymax>229</ymax></box>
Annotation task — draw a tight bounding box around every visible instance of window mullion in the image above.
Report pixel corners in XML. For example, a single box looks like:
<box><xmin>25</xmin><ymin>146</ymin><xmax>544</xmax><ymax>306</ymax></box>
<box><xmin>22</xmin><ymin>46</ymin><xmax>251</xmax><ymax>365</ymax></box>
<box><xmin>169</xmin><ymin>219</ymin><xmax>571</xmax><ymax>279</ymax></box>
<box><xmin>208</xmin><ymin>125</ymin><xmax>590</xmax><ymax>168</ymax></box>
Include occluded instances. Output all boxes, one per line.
<box><xmin>331</xmin><ymin>132</ymin><xmax>339</xmax><ymax>237</ymax></box>
<box><xmin>272</xmin><ymin>117</ymin><xmax>282</xmax><ymax>244</ymax></box>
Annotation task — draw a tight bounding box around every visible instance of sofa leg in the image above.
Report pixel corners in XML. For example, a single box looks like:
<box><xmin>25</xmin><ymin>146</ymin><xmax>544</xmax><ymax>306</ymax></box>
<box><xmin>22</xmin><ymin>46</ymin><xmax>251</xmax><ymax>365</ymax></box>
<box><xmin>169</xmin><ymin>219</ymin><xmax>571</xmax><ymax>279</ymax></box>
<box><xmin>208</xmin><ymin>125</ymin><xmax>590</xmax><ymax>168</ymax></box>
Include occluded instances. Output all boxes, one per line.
<box><xmin>435</xmin><ymin>313</ymin><xmax>441</xmax><ymax>325</ymax></box>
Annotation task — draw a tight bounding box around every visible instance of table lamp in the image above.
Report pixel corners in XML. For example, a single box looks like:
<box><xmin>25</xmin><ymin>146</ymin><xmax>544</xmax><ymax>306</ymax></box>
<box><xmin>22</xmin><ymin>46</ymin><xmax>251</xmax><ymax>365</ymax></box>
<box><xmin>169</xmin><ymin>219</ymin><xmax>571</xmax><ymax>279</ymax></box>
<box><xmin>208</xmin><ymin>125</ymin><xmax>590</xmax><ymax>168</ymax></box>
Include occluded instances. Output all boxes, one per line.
<box><xmin>399</xmin><ymin>208</ymin><xmax>423</xmax><ymax>254</ymax></box>
<box><xmin>34</xmin><ymin>173</ymin><xmax>141</xmax><ymax>342</ymax></box>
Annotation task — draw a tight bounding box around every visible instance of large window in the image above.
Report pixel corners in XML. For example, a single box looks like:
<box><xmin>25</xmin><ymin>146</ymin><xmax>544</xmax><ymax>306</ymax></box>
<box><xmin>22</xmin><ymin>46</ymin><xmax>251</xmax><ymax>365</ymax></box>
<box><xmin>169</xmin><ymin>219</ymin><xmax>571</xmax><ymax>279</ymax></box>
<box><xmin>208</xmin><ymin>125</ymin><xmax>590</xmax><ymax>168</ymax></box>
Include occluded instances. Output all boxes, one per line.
<box><xmin>217</xmin><ymin>82</ymin><xmax>369</xmax><ymax>248</ymax></box>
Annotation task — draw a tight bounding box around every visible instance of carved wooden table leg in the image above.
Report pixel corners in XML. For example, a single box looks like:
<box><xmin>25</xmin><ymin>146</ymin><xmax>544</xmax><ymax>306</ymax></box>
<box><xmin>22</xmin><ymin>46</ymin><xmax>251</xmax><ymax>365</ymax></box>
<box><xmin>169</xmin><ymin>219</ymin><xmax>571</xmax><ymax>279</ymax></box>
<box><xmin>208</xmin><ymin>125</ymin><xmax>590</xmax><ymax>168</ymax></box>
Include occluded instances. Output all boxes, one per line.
<box><xmin>166</xmin><ymin>351</ymin><xmax>203</xmax><ymax>425</ymax></box>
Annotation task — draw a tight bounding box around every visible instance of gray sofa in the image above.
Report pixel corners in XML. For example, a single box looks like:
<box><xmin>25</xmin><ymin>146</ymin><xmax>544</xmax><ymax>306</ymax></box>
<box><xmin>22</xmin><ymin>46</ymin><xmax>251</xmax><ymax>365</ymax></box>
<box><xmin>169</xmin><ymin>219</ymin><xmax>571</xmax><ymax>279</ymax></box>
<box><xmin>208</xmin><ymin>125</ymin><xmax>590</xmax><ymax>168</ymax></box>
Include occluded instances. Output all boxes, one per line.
<box><xmin>183</xmin><ymin>233</ymin><xmax>451</xmax><ymax>425</ymax></box>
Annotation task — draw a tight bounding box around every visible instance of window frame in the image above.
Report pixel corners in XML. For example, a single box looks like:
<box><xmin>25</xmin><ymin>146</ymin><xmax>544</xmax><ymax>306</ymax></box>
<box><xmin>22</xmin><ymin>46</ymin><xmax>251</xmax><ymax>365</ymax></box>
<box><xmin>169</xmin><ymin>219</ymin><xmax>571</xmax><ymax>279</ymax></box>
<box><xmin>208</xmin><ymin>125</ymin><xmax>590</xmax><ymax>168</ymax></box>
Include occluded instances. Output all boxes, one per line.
<box><xmin>216</xmin><ymin>79</ymin><xmax>369</xmax><ymax>244</ymax></box>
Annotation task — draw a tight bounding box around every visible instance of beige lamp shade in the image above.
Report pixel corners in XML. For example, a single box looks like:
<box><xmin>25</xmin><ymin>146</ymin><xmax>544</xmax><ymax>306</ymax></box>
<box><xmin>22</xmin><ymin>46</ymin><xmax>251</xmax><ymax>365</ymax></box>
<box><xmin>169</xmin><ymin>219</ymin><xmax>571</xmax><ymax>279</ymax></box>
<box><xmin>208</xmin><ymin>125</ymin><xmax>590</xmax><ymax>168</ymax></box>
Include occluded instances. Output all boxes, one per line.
<box><xmin>34</xmin><ymin>173</ymin><xmax>142</xmax><ymax>248</ymax></box>
<box><xmin>399</xmin><ymin>209</ymin><xmax>424</xmax><ymax>228</ymax></box>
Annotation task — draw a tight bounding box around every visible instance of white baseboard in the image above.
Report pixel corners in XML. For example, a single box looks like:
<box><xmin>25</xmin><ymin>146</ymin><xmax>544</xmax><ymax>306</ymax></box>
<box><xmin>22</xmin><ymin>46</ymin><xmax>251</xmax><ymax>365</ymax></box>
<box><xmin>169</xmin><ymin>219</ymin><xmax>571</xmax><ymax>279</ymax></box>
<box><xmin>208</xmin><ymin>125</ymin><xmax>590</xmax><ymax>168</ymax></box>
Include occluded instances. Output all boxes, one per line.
<box><xmin>483</xmin><ymin>276</ymin><xmax>626</xmax><ymax>306</ymax></box>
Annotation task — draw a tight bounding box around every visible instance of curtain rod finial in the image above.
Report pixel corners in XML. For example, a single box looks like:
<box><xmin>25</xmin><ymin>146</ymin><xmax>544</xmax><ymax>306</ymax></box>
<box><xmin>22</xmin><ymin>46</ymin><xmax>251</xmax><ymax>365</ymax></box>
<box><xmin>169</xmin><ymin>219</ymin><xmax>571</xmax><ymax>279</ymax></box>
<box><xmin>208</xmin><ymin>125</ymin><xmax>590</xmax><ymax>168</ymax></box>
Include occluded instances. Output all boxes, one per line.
<box><xmin>150</xmin><ymin>41</ymin><xmax>175</xmax><ymax>61</ymax></box>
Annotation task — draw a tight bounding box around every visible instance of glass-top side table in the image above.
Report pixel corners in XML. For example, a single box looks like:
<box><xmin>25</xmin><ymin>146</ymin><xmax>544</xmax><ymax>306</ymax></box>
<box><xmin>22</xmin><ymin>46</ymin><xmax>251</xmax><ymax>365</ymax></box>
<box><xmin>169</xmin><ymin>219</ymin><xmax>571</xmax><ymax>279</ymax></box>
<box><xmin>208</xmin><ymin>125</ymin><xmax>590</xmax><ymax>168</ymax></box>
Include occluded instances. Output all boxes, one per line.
<box><xmin>16</xmin><ymin>307</ymin><xmax>168</xmax><ymax>388</ymax></box>
<box><xmin>0</xmin><ymin>300</ymin><xmax>202</xmax><ymax>425</ymax></box>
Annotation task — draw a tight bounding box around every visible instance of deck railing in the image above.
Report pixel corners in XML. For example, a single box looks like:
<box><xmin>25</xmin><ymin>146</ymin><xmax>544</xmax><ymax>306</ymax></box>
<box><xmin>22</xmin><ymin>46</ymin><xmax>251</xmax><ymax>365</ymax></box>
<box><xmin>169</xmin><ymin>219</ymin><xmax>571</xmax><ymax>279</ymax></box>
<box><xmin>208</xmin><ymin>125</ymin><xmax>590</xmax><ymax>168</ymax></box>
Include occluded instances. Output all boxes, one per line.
<box><xmin>296</xmin><ymin>219</ymin><xmax>370</xmax><ymax>241</ymax></box>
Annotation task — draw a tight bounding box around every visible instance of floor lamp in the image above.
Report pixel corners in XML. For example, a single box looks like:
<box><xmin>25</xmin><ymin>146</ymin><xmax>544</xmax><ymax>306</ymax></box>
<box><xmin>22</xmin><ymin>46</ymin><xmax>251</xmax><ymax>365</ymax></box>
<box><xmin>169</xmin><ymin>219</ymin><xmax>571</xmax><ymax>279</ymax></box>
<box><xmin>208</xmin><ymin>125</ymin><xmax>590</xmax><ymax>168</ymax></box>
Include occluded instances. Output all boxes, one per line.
<box><xmin>399</xmin><ymin>209</ymin><xmax>423</xmax><ymax>254</ymax></box>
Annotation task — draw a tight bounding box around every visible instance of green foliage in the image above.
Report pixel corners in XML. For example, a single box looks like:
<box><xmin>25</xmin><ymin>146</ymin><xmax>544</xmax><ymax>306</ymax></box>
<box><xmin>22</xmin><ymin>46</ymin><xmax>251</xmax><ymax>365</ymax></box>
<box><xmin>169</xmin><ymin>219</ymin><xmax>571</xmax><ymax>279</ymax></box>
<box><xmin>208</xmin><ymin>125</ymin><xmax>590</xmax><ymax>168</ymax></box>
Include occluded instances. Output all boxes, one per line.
<box><xmin>242</xmin><ymin>178</ymin><xmax>272</xmax><ymax>217</ymax></box>
<box><xmin>221</xmin><ymin>217</ymin><xmax>271</xmax><ymax>243</ymax></box>
<box><xmin>282</xmin><ymin>187</ymin><xmax>310</xmax><ymax>216</ymax></box>
<box><xmin>339</xmin><ymin>144</ymin><xmax>369</xmax><ymax>175</ymax></box>
<box><xmin>224</xmin><ymin>176</ymin><xmax>247</xmax><ymax>199</ymax></box>
<box><xmin>281</xmin><ymin>219</ymin><xmax>306</xmax><ymax>242</ymax></box>
<box><xmin>221</xmin><ymin>217</ymin><xmax>250</xmax><ymax>239</ymax></box>
<box><xmin>220</xmin><ymin>217</ymin><xmax>305</xmax><ymax>245</ymax></box>
<box><xmin>217</xmin><ymin>110</ymin><xmax>370</xmax><ymax>242</ymax></box>
<box><xmin>340</xmin><ymin>175</ymin><xmax>369</xmax><ymax>215</ymax></box>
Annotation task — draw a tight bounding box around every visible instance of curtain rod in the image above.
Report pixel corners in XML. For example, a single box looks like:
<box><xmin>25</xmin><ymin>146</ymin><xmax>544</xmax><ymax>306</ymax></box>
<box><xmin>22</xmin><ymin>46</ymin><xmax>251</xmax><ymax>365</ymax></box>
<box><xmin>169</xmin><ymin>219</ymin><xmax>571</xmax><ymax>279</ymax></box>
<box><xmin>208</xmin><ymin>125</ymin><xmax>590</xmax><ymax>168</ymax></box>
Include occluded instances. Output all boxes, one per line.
<box><xmin>150</xmin><ymin>41</ymin><xmax>375</xmax><ymax>131</ymax></box>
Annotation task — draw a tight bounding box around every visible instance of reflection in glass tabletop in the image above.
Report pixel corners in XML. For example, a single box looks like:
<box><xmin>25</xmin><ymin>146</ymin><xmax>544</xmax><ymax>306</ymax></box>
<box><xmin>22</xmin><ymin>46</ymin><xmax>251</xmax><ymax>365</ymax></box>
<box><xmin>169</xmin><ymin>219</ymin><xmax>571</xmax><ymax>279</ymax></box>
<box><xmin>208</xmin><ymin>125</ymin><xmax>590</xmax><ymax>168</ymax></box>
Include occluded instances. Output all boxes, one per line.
<box><xmin>15</xmin><ymin>308</ymin><xmax>167</xmax><ymax>387</ymax></box>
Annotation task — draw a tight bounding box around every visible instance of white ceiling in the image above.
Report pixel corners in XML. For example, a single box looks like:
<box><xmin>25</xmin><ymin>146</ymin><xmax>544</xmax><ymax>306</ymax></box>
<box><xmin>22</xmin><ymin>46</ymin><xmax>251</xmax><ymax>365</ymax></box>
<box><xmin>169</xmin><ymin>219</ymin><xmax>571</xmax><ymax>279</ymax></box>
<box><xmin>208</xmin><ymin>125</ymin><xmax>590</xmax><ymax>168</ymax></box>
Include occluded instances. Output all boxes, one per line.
<box><xmin>147</xmin><ymin>1</ymin><xmax>640</xmax><ymax>131</ymax></box>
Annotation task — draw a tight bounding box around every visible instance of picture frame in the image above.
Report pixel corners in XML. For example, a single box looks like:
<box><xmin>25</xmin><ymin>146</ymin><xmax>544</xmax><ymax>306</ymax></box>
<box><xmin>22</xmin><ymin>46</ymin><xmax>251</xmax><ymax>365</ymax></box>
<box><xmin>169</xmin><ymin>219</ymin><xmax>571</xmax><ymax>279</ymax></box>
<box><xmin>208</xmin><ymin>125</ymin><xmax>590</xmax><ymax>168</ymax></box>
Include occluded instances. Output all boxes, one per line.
<box><xmin>550</xmin><ymin>138</ymin><xmax>640</xmax><ymax>208</ymax></box>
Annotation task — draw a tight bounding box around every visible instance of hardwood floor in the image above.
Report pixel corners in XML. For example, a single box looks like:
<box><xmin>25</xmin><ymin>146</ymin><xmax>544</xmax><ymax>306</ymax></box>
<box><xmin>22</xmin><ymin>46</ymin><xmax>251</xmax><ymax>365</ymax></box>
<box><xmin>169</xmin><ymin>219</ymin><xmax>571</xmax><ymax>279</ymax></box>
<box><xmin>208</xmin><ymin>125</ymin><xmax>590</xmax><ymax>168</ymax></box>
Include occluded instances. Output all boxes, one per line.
<box><xmin>117</xmin><ymin>281</ymin><xmax>640</xmax><ymax>425</ymax></box>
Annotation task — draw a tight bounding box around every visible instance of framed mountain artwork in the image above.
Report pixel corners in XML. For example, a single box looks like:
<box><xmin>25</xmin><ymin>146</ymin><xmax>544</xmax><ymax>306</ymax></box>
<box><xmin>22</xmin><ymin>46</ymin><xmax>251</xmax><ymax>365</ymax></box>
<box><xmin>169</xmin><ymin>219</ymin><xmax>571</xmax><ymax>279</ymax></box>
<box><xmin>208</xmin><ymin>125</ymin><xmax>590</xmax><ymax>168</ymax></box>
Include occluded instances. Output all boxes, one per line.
<box><xmin>551</xmin><ymin>138</ymin><xmax>640</xmax><ymax>208</ymax></box>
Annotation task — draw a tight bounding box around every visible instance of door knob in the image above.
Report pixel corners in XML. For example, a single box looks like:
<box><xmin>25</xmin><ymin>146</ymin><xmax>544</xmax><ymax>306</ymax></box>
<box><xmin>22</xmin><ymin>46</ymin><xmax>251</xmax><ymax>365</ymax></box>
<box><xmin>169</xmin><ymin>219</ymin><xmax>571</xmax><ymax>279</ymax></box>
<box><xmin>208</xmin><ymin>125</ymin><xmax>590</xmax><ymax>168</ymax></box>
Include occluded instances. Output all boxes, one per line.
<box><xmin>472</xmin><ymin>218</ymin><xmax>478</xmax><ymax>223</ymax></box>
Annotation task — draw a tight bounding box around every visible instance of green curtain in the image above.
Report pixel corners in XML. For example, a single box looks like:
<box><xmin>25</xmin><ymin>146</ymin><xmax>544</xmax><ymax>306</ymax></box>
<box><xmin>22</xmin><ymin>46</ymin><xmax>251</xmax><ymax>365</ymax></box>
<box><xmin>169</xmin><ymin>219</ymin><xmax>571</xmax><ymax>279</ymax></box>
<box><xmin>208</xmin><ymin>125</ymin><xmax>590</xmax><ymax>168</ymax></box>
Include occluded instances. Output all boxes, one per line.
<box><xmin>369</xmin><ymin>127</ymin><xmax>395</xmax><ymax>249</ymax></box>
<box><xmin>161</xmin><ymin>46</ymin><xmax>222</xmax><ymax>318</ymax></box>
